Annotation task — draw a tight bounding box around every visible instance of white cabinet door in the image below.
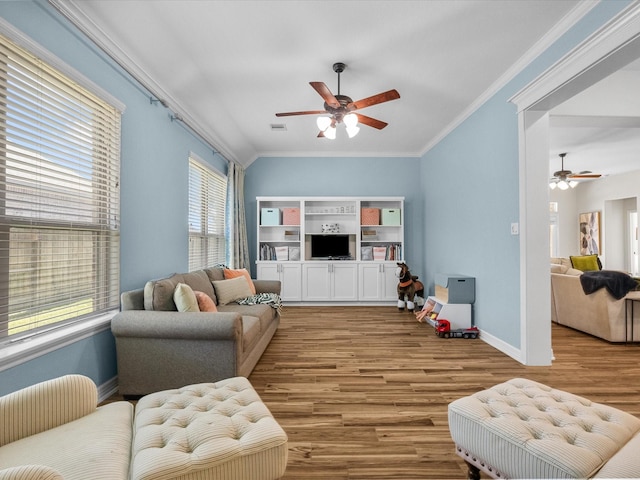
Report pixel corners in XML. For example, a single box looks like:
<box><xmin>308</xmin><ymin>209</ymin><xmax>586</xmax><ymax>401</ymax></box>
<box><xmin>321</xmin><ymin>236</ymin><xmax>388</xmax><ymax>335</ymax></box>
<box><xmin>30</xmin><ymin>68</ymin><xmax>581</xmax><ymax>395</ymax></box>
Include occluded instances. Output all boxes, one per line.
<box><xmin>279</xmin><ymin>263</ymin><xmax>302</xmax><ymax>301</ymax></box>
<box><xmin>302</xmin><ymin>263</ymin><xmax>332</xmax><ymax>301</ymax></box>
<box><xmin>303</xmin><ymin>262</ymin><xmax>357</xmax><ymax>301</ymax></box>
<box><xmin>381</xmin><ymin>263</ymin><xmax>400</xmax><ymax>301</ymax></box>
<box><xmin>359</xmin><ymin>263</ymin><xmax>398</xmax><ymax>301</ymax></box>
<box><xmin>331</xmin><ymin>263</ymin><xmax>358</xmax><ymax>301</ymax></box>
<box><xmin>359</xmin><ymin>263</ymin><xmax>383</xmax><ymax>300</ymax></box>
<box><xmin>257</xmin><ymin>263</ymin><xmax>302</xmax><ymax>301</ymax></box>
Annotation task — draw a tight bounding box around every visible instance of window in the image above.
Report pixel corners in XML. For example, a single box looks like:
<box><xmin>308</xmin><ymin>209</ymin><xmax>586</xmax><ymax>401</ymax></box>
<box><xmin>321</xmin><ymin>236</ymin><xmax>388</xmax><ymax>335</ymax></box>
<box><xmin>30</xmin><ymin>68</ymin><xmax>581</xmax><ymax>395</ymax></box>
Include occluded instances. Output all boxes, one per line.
<box><xmin>188</xmin><ymin>155</ymin><xmax>227</xmax><ymax>271</ymax></box>
<box><xmin>0</xmin><ymin>32</ymin><xmax>121</xmax><ymax>341</ymax></box>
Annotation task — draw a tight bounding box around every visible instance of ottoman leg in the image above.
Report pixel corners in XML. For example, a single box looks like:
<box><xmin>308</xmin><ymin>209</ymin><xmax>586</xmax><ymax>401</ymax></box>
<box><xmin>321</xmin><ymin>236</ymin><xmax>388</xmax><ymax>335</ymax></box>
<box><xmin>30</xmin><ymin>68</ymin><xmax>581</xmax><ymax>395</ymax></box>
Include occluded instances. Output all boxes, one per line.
<box><xmin>465</xmin><ymin>461</ymin><xmax>480</xmax><ymax>480</ymax></box>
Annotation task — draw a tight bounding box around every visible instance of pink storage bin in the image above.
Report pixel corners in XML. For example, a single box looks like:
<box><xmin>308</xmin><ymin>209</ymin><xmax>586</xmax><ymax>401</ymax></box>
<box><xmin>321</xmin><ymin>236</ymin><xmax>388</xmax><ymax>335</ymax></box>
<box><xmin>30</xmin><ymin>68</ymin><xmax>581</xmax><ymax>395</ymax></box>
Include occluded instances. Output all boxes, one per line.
<box><xmin>361</xmin><ymin>208</ymin><xmax>380</xmax><ymax>225</ymax></box>
<box><xmin>282</xmin><ymin>207</ymin><xmax>300</xmax><ymax>225</ymax></box>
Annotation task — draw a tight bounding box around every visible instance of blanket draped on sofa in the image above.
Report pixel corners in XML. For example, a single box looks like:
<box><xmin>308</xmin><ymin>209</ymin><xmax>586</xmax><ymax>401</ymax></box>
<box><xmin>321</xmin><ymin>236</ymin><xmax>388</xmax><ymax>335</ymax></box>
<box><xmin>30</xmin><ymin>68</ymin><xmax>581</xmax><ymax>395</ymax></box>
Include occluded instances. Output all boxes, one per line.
<box><xmin>579</xmin><ymin>270</ymin><xmax>638</xmax><ymax>300</ymax></box>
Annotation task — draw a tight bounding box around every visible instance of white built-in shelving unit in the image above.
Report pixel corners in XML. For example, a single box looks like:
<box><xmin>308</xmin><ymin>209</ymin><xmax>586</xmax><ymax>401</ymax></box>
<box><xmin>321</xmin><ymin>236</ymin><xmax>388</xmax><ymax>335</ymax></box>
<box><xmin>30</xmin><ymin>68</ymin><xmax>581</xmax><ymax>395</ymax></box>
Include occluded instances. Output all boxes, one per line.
<box><xmin>256</xmin><ymin>196</ymin><xmax>404</xmax><ymax>303</ymax></box>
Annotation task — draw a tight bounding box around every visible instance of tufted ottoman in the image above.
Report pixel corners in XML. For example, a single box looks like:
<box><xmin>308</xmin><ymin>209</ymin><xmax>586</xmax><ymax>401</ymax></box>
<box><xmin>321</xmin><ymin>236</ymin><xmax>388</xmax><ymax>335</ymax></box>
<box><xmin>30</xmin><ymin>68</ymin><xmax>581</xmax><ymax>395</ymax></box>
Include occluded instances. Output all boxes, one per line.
<box><xmin>448</xmin><ymin>378</ymin><xmax>640</xmax><ymax>479</ymax></box>
<box><xmin>131</xmin><ymin>376</ymin><xmax>288</xmax><ymax>480</ymax></box>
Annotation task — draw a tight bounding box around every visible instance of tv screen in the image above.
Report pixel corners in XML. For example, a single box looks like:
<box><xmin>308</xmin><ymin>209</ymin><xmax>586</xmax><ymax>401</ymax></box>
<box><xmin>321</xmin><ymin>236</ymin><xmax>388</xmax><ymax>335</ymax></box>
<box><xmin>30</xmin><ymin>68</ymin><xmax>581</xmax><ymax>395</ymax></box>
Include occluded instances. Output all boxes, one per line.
<box><xmin>311</xmin><ymin>235</ymin><xmax>350</xmax><ymax>259</ymax></box>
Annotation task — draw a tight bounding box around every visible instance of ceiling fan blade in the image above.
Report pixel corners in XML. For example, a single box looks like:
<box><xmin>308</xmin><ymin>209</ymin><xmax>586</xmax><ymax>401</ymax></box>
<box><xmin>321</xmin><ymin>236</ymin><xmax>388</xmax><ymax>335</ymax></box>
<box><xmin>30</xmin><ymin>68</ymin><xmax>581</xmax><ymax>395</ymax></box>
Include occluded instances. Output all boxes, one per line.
<box><xmin>275</xmin><ymin>110</ymin><xmax>327</xmax><ymax>117</ymax></box>
<box><xmin>569</xmin><ymin>173</ymin><xmax>602</xmax><ymax>178</ymax></box>
<box><xmin>310</xmin><ymin>82</ymin><xmax>340</xmax><ymax>108</ymax></box>
<box><xmin>349</xmin><ymin>89</ymin><xmax>400</xmax><ymax>111</ymax></box>
<box><xmin>317</xmin><ymin>131</ymin><xmax>325</xmax><ymax>138</ymax></box>
<box><xmin>357</xmin><ymin>114</ymin><xmax>388</xmax><ymax>130</ymax></box>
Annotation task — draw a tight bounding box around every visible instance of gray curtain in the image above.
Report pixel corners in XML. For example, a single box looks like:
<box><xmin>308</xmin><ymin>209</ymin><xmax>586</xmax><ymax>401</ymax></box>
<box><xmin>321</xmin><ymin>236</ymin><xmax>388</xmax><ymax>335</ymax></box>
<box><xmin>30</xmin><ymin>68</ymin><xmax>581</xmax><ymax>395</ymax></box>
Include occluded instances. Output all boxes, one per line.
<box><xmin>226</xmin><ymin>161</ymin><xmax>250</xmax><ymax>269</ymax></box>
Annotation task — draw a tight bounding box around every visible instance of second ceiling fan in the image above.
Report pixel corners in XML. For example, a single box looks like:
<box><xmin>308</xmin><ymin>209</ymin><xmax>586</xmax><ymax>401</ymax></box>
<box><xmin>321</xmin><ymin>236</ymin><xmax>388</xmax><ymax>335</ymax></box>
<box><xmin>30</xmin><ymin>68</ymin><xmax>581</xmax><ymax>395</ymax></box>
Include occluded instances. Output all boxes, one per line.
<box><xmin>275</xmin><ymin>62</ymin><xmax>400</xmax><ymax>138</ymax></box>
<box><xmin>550</xmin><ymin>152</ymin><xmax>602</xmax><ymax>190</ymax></box>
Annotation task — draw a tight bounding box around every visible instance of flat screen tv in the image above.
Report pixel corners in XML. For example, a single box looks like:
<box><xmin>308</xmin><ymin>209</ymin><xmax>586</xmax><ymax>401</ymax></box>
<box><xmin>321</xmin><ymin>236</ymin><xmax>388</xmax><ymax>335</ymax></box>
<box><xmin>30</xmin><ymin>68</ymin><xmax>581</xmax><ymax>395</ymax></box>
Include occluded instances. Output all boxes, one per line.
<box><xmin>311</xmin><ymin>235</ymin><xmax>350</xmax><ymax>259</ymax></box>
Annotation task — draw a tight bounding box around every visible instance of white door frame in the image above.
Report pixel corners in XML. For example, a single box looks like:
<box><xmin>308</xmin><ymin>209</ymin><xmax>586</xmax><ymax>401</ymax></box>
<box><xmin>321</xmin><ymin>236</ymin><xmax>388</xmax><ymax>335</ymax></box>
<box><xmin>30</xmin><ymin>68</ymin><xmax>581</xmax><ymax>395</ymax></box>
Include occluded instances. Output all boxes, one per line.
<box><xmin>510</xmin><ymin>4</ymin><xmax>640</xmax><ymax>365</ymax></box>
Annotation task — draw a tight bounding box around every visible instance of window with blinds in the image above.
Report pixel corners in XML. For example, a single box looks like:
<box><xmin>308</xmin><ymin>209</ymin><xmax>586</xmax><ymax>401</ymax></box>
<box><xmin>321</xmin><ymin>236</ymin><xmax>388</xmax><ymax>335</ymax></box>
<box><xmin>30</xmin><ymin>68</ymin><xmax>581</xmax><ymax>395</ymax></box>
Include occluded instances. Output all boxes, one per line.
<box><xmin>189</xmin><ymin>156</ymin><xmax>227</xmax><ymax>271</ymax></box>
<box><xmin>0</xmin><ymin>33</ymin><xmax>121</xmax><ymax>341</ymax></box>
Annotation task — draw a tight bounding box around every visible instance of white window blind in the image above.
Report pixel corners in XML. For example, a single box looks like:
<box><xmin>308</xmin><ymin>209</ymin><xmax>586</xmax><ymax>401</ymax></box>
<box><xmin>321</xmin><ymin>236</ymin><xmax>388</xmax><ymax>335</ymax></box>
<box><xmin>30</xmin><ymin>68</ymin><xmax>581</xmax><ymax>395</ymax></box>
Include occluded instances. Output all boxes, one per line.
<box><xmin>0</xmin><ymin>33</ymin><xmax>121</xmax><ymax>341</ymax></box>
<box><xmin>189</xmin><ymin>156</ymin><xmax>227</xmax><ymax>271</ymax></box>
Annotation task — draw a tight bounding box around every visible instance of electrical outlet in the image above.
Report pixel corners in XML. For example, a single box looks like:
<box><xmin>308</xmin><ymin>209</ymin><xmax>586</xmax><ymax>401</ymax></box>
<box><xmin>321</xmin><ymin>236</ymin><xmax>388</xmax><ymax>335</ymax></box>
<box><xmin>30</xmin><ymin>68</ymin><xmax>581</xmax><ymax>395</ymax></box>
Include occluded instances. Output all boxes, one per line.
<box><xmin>511</xmin><ymin>223</ymin><xmax>519</xmax><ymax>235</ymax></box>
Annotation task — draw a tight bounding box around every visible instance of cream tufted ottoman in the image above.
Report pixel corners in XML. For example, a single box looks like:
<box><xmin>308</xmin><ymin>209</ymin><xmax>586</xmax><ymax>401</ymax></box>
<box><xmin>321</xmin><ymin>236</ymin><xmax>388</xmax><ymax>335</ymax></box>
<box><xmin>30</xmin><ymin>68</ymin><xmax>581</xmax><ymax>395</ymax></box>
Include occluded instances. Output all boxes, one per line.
<box><xmin>448</xmin><ymin>378</ymin><xmax>640</xmax><ymax>479</ymax></box>
<box><xmin>131</xmin><ymin>376</ymin><xmax>288</xmax><ymax>480</ymax></box>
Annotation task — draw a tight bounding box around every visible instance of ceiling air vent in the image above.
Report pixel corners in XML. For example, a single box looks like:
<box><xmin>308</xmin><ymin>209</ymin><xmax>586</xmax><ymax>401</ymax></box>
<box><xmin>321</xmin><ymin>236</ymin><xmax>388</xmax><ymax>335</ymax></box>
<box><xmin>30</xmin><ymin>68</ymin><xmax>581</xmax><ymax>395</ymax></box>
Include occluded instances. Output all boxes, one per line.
<box><xmin>270</xmin><ymin>123</ymin><xmax>287</xmax><ymax>132</ymax></box>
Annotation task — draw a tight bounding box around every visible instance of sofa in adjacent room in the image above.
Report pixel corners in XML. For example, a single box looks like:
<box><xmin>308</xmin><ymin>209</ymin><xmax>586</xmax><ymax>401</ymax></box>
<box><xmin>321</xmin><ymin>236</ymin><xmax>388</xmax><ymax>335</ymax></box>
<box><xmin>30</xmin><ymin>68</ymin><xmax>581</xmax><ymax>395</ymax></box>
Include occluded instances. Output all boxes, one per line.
<box><xmin>112</xmin><ymin>266</ymin><xmax>282</xmax><ymax>396</ymax></box>
<box><xmin>550</xmin><ymin>256</ymin><xmax>640</xmax><ymax>342</ymax></box>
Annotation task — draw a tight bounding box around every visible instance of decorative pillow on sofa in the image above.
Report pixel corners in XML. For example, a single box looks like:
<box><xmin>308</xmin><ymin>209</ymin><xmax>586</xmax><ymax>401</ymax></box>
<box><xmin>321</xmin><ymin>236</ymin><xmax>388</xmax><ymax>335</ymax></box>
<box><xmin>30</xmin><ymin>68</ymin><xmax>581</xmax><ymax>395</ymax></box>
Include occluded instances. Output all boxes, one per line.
<box><xmin>174</xmin><ymin>283</ymin><xmax>199</xmax><ymax>312</ymax></box>
<box><xmin>212</xmin><ymin>276</ymin><xmax>254</xmax><ymax>305</ymax></box>
<box><xmin>223</xmin><ymin>268</ymin><xmax>256</xmax><ymax>294</ymax></box>
<box><xmin>144</xmin><ymin>270</ymin><xmax>217</xmax><ymax>311</ymax></box>
<box><xmin>194</xmin><ymin>291</ymin><xmax>217</xmax><ymax>312</ymax></box>
<box><xmin>570</xmin><ymin>254</ymin><xmax>601</xmax><ymax>272</ymax></box>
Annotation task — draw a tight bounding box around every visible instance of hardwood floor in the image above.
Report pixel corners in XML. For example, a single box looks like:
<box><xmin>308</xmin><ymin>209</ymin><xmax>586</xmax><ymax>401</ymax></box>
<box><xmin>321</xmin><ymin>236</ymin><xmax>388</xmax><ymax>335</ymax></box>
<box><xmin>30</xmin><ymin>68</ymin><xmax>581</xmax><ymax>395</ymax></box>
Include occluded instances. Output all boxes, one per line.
<box><xmin>107</xmin><ymin>306</ymin><xmax>640</xmax><ymax>479</ymax></box>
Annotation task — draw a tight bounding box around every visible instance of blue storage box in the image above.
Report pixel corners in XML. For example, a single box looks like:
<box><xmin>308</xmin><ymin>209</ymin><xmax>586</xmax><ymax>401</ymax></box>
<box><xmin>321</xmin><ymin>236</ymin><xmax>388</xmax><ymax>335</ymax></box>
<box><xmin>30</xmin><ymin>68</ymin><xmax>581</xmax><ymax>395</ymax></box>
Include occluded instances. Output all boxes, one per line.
<box><xmin>261</xmin><ymin>208</ymin><xmax>281</xmax><ymax>226</ymax></box>
<box><xmin>434</xmin><ymin>274</ymin><xmax>475</xmax><ymax>304</ymax></box>
<box><xmin>381</xmin><ymin>208</ymin><xmax>401</xmax><ymax>225</ymax></box>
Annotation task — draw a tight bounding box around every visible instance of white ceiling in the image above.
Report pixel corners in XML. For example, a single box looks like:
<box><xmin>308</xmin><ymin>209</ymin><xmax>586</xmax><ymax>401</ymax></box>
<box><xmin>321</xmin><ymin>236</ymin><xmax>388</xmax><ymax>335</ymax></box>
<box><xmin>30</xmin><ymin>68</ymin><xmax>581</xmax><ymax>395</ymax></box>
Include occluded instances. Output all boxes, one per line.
<box><xmin>57</xmin><ymin>0</ymin><xmax>639</xmax><ymax>176</ymax></box>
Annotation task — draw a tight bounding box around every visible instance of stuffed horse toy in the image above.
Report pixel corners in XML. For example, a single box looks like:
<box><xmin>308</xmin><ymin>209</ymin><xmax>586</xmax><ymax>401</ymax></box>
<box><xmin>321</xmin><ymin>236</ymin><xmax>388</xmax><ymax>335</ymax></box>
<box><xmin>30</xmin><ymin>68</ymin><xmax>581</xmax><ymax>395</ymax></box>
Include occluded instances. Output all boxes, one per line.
<box><xmin>396</xmin><ymin>262</ymin><xmax>424</xmax><ymax>312</ymax></box>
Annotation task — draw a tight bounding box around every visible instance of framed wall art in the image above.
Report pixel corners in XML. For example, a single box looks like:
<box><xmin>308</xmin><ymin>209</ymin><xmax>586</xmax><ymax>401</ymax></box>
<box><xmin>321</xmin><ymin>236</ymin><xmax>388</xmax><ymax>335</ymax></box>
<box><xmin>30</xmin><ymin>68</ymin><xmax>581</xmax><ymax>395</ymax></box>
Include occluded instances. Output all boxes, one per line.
<box><xmin>579</xmin><ymin>211</ymin><xmax>601</xmax><ymax>255</ymax></box>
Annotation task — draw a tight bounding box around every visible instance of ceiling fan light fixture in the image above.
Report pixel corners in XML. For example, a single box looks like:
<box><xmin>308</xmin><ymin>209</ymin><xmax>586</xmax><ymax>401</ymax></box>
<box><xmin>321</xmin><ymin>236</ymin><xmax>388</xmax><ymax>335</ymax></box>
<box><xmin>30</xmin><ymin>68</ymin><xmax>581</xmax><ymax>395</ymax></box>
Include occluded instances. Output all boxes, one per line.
<box><xmin>557</xmin><ymin>180</ymin><xmax>569</xmax><ymax>190</ymax></box>
<box><xmin>346</xmin><ymin>125</ymin><xmax>360</xmax><ymax>138</ymax></box>
<box><xmin>549</xmin><ymin>180</ymin><xmax>557</xmax><ymax>190</ymax></box>
<box><xmin>343</xmin><ymin>113</ymin><xmax>358</xmax><ymax>127</ymax></box>
<box><xmin>569</xmin><ymin>180</ymin><xmax>578</xmax><ymax>188</ymax></box>
<box><xmin>324</xmin><ymin>125</ymin><xmax>337</xmax><ymax>140</ymax></box>
<box><xmin>317</xmin><ymin>116</ymin><xmax>332</xmax><ymax>131</ymax></box>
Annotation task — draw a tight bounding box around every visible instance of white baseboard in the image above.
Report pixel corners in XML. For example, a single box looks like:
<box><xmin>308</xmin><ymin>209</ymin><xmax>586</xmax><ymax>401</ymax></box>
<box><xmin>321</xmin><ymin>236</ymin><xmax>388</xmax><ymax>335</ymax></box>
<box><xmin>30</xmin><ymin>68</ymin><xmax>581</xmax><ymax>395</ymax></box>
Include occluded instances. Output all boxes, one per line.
<box><xmin>97</xmin><ymin>375</ymin><xmax>119</xmax><ymax>403</ymax></box>
<box><xmin>479</xmin><ymin>329</ymin><xmax>523</xmax><ymax>364</ymax></box>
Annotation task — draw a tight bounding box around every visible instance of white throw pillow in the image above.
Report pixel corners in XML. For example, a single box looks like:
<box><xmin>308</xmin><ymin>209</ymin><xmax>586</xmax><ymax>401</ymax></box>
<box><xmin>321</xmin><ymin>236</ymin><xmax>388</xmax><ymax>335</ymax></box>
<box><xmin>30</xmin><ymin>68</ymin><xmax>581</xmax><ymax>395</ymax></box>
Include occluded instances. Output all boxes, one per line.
<box><xmin>174</xmin><ymin>282</ymin><xmax>199</xmax><ymax>312</ymax></box>
<box><xmin>212</xmin><ymin>276</ymin><xmax>254</xmax><ymax>305</ymax></box>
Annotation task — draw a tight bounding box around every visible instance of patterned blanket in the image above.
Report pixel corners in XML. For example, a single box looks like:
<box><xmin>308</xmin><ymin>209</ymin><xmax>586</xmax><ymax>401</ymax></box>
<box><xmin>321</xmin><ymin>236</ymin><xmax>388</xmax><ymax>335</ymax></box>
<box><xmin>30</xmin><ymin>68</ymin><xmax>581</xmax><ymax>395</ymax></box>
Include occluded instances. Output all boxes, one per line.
<box><xmin>237</xmin><ymin>293</ymin><xmax>283</xmax><ymax>314</ymax></box>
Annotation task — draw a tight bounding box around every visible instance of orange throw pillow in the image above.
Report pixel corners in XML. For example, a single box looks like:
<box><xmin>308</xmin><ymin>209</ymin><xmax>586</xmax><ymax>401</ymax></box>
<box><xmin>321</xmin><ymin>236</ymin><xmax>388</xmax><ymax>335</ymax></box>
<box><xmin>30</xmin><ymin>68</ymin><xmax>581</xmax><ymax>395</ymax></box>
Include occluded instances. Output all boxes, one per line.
<box><xmin>223</xmin><ymin>268</ymin><xmax>256</xmax><ymax>294</ymax></box>
<box><xmin>194</xmin><ymin>291</ymin><xmax>217</xmax><ymax>312</ymax></box>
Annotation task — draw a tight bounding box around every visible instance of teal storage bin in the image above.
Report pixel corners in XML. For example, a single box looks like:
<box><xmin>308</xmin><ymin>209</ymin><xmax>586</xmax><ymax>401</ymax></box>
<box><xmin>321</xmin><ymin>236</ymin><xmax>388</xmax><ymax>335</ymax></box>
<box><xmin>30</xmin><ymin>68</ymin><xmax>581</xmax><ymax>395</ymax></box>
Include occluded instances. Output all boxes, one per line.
<box><xmin>261</xmin><ymin>208</ymin><xmax>281</xmax><ymax>225</ymax></box>
<box><xmin>381</xmin><ymin>208</ymin><xmax>401</xmax><ymax>225</ymax></box>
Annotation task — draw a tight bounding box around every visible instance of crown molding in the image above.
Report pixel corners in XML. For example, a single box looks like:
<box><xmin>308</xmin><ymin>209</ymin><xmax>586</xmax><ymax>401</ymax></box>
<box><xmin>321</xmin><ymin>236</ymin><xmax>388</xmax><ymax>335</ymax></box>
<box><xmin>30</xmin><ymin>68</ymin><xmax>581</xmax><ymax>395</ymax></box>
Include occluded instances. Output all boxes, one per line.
<box><xmin>510</xmin><ymin>1</ymin><xmax>640</xmax><ymax>112</ymax></box>
<box><xmin>421</xmin><ymin>0</ymin><xmax>600</xmax><ymax>156</ymax></box>
<box><xmin>48</xmin><ymin>0</ymin><xmax>238</xmax><ymax>165</ymax></box>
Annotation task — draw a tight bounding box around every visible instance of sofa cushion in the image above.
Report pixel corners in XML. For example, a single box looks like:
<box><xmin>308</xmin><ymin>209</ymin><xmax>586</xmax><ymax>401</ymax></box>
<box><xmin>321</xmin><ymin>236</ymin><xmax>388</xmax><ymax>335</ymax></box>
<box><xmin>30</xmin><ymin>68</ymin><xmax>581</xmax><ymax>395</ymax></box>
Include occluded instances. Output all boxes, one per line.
<box><xmin>570</xmin><ymin>254</ymin><xmax>601</xmax><ymax>271</ymax></box>
<box><xmin>144</xmin><ymin>270</ymin><xmax>216</xmax><ymax>311</ymax></box>
<box><xmin>224</xmin><ymin>268</ymin><xmax>256</xmax><ymax>294</ymax></box>
<box><xmin>212</xmin><ymin>276</ymin><xmax>254</xmax><ymax>305</ymax></box>
<box><xmin>174</xmin><ymin>283</ymin><xmax>199</xmax><ymax>312</ymax></box>
<box><xmin>194</xmin><ymin>291</ymin><xmax>217</xmax><ymax>312</ymax></box>
<box><xmin>551</xmin><ymin>264</ymin><xmax>569</xmax><ymax>274</ymax></box>
<box><xmin>217</xmin><ymin>303</ymin><xmax>277</xmax><ymax>331</ymax></box>
<box><xmin>0</xmin><ymin>402</ymin><xmax>133</xmax><ymax>480</ymax></box>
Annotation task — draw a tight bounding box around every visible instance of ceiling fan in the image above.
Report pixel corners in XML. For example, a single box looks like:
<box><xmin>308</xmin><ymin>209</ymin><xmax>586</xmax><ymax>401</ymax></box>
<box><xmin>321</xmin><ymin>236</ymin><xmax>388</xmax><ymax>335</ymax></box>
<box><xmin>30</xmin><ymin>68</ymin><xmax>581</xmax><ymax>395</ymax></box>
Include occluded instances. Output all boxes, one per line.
<box><xmin>549</xmin><ymin>153</ymin><xmax>602</xmax><ymax>190</ymax></box>
<box><xmin>275</xmin><ymin>62</ymin><xmax>400</xmax><ymax>139</ymax></box>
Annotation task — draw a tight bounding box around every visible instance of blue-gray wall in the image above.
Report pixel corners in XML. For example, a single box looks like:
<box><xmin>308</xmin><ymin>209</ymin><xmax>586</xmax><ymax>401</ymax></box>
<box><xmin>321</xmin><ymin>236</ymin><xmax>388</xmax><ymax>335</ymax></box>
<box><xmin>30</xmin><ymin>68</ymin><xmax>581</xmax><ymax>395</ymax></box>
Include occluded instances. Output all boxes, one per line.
<box><xmin>419</xmin><ymin>0</ymin><xmax>633</xmax><ymax>347</ymax></box>
<box><xmin>0</xmin><ymin>0</ymin><xmax>225</xmax><ymax>395</ymax></box>
<box><xmin>244</xmin><ymin>156</ymin><xmax>423</xmax><ymax>278</ymax></box>
<box><xmin>0</xmin><ymin>0</ymin><xmax>632</xmax><ymax>394</ymax></box>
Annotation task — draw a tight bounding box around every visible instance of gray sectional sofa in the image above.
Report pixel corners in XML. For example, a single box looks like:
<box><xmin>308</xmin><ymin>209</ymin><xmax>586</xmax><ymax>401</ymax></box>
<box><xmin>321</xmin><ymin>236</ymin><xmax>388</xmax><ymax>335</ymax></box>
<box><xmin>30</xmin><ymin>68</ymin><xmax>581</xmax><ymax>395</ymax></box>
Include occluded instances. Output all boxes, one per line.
<box><xmin>111</xmin><ymin>267</ymin><xmax>281</xmax><ymax>396</ymax></box>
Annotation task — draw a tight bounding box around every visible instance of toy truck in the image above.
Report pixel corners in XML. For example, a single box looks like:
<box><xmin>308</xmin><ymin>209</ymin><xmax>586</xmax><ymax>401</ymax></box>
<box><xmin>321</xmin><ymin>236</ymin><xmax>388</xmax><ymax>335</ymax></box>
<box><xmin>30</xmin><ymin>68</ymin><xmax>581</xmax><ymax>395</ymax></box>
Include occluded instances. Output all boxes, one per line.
<box><xmin>434</xmin><ymin>319</ymin><xmax>479</xmax><ymax>339</ymax></box>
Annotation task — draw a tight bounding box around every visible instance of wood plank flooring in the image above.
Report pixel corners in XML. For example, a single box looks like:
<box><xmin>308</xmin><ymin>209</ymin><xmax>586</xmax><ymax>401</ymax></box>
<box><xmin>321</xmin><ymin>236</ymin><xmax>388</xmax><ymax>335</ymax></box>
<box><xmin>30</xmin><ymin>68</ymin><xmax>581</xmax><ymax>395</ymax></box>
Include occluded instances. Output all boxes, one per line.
<box><xmin>107</xmin><ymin>306</ymin><xmax>640</xmax><ymax>479</ymax></box>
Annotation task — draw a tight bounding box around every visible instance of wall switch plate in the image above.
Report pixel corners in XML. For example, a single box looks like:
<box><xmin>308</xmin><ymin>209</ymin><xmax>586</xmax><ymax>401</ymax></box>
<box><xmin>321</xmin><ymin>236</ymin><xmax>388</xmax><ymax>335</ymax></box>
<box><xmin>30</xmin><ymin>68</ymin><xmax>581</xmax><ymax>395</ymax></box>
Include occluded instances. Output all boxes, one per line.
<box><xmin>511</xmin><ymin>223</ymin><xmax>519</xmax><ymax>235</ymax></box>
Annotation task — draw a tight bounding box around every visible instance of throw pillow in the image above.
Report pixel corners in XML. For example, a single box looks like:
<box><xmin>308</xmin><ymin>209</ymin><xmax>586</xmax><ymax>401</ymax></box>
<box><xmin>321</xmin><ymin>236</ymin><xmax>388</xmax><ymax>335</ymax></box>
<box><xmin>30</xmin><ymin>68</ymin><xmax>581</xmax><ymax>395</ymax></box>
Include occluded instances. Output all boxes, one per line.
<box><xmin>194</xmin><ymin>291</ymin><xmax>217</xmax><ymax>312</ymax></box>
<box><xmin>570</xmin><ymin>254</ymin><xmax>601</xmax><ymax>272</ymax></box>
<box><xmin>173</xmin><ymin>283</ymin><xmax>199</xmax><ymax>312</ymax></box>
<box><xmin>223</xmin><ymin>268</ymin><xmax>256</xmax><ymax>294</ymax></box>
<box><xmin>212</xmin><ymin>276</ymin><xmax>254</xmax><ymax>305</ymax></box>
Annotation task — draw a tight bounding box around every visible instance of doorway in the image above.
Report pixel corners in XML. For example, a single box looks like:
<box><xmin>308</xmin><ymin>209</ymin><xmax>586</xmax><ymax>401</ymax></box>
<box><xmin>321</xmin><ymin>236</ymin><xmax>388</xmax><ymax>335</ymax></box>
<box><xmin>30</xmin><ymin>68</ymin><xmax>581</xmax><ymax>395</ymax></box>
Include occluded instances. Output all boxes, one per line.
<box><xmin>511</xmin><ymin>4</ymin><xmax>640</xmax><ymax>365</ymax></box>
